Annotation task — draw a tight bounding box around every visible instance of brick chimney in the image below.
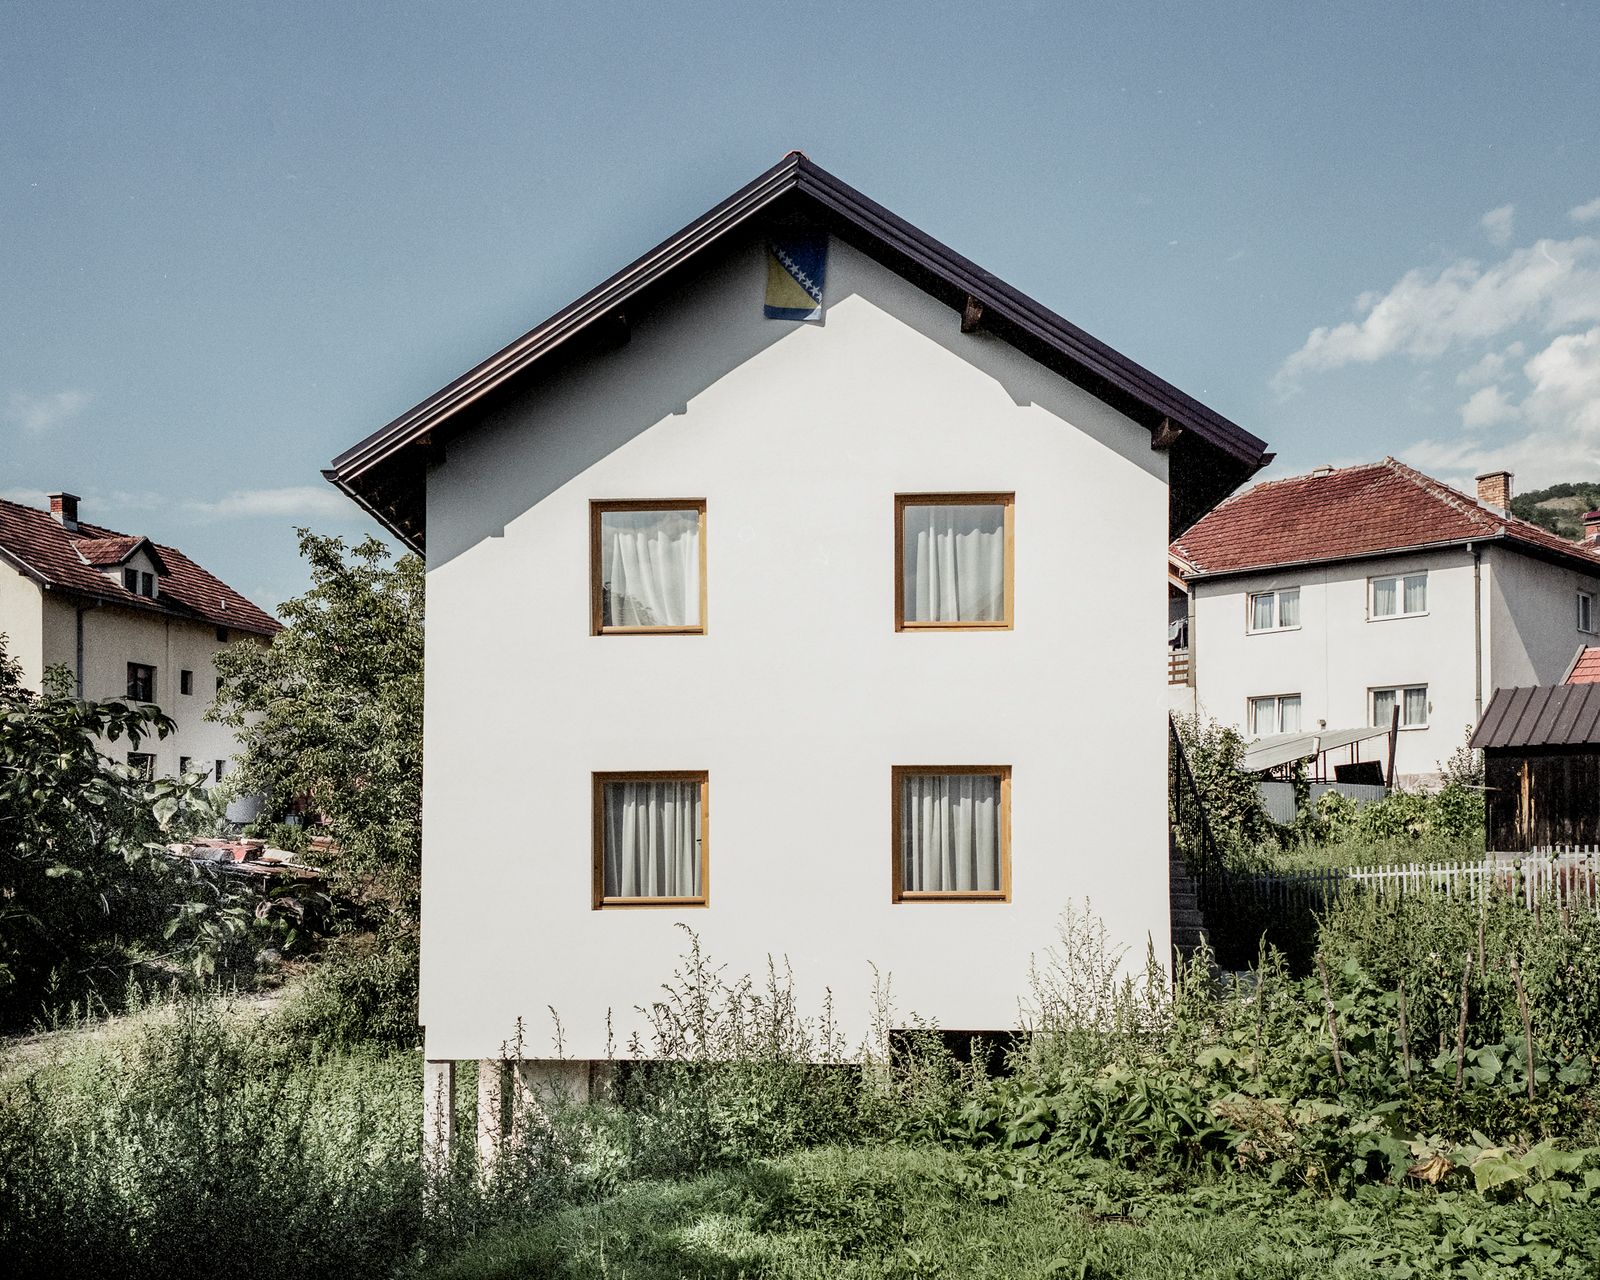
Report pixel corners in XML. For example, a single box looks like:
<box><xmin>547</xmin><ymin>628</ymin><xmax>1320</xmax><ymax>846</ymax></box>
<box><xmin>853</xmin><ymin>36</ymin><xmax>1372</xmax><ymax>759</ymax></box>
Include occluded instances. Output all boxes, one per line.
<box><xmin>48</xmin><ymin>492</ymin><xmax>80</xmax><ymax>530</ymax></box>
<box><xmin>1584</xmin><ymin>510</ymin><xmax>1600</xmax><ymax>544</ymax></box>
<box><xmin>1476</xmin><ymin>470</ymin><xmax>1512</xmax><ymax>512</ymax></box>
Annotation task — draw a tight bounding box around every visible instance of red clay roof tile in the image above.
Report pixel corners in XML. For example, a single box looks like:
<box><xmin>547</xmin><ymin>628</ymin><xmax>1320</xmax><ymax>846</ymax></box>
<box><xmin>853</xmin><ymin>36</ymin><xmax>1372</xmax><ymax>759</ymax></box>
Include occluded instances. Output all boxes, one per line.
<box><xmin>1171</xmin><ymin>458</ymin><xmax>1600</xmax><ymax>580</ymax></box>
<box><xmin>1568</xmin><ymin>648</ymin><xmax>1600</xmax><ymax>685</ymax></box>
<box><xmin>0</xmin><ymin>498</ymin><xmax>280</xmax><ymax>637</ymax></box>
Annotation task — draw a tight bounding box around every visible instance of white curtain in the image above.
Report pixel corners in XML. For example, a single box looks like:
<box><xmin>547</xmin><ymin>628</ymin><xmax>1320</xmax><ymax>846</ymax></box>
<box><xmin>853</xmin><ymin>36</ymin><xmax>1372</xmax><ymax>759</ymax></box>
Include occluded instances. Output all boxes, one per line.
<box><xmin>1403</xmin><ymin>575</ymin><xmax>1427</xmax><ymax>614</ymax></box>
<box><xmin>1404</xmin><ymin>686</ymin><xmax>1428</xmax><ymax>725</ymax></box>
<box><xmin>600</xmin><ymin>509</ymin><xmax>700</xmax><ymax>627</ymax></box>
<box><xmin>1276</xmin><ymin>588</ymin><xmax>1300</xmax><ymax>628</ymax></box>
<box><xmin>1373</xmin><ymin>689</ymin><xmax>1396</xmax><ymax>727</ymax></box>
<box><xmin>1278</xmin><ymin>695</ymin><xmax>1302</xmax><ymax>734</ymax></box>
<box><xmin>1251</xmin><ymin>593</ymin><xmax>1275</xmax><ymax>630</ymax></box>
<box><xmin>1373</xmin><ymin>578</ymin><xmax>1398</xmax><ymax>616</ymax></box>
<box><xmin>901</xmin><ymin>774</ymin><xmax>1001</xmax><ymax>893</ymax></box>
<box><xmin>903</xmin><ymin>504</ymin><xmax>1006</xmax><ymax>623</ymax></box>
<box><xmin>603</xmin><ymin>780</ymin><xmax>701</xmax><ymax>898</ymax></box>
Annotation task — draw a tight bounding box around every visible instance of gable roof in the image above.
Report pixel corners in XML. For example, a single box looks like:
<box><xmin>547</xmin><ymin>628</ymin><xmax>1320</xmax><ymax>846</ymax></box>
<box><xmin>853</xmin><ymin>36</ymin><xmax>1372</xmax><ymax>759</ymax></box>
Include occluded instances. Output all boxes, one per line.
<box><xmin>325</xmin><ymin>153</ymin><xmax>1271</xmax><ymax>552</ymax></box>
<box><xmin>74</xmin><ymin>535</ymin><xmax>170</xmax><ymax>574</ymax></box>
<box><xmin>1172</xmin><ymin>457</ymin><xmax>1600</xmax><ymax>580</ymax></box>
<box><xmin>0</xmin><ymin>498</ymin><xmax>280</xmax><ymax>637</ymax></box>
<box><xmin>1472</xmin><ymin>683</ymin><xmax>1600</xmax><ymax>750</ymax></box>
<box><xmin>1565</xmin><ymin>647</ymin><xmax>1600</xmax><ymax>685</ymax></box>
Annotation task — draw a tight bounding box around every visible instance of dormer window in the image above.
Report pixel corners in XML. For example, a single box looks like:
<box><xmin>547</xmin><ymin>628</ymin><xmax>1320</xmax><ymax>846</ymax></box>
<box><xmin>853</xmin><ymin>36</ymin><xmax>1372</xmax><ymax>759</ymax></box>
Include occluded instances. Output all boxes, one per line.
<box><xmin>119</xmin><ymin>567</ymin><xmax>158</xmax><ymax>598</ymax></box>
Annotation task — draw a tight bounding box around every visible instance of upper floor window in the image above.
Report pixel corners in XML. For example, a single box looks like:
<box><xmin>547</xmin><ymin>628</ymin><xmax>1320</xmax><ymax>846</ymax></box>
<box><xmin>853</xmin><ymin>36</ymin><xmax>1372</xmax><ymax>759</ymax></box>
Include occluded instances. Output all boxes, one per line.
<box><xmin>1248</xmin><ymin>693</ymin><xmax>1301</xmax><ymax>736</ymax></box>
<box><xmin>121</xmin><ymin>568</ymin><xmax>157</xmax><ymax>598</ymax></box>
<box><xmin>896</xmin><ymin>494</ymin><xmax>1014</xmax><ymax>630</ymax></box>
<box><xmin>1371</xmin><ymin>572</ymin><xmax>1427</xmax><ymax>619</ymax></box>
<box><xmin>1373</xmin><ymin>684</ymin><xmax>1428</xmax><ymax>729</ymax></box>
<box><xmin>593</xmin><ymin>771</ymin><xmax>708</xmax><ymax>907</ymax></box>
<box><xmin>180</xmin><ymin>669</ymin><xmax>194</xmax><ymax>695</ymax></box>
<box><xmin>126</xmin><ymin>662</ymin><xmax>155</xmax><ymax>702</ymax></box>
<box><xmin>1579</xmin><ymin>591</ymin><xmax>1595</xmax><ymax>635</ymax></box>
<box><xmin>591</xmin><ymin>501</ymin><xmax>706</xmax><ymax>635</ymax></box>
<box><xmin>126</xmin><ymin>752</ymin><xmax>155</xmax><ymax>781</ymax></box>
<box><xmin>1247</xmin><ymin>587</ymin><xmax>1299</xmax><ymax>633</ymax></box>
<box><xmin>892</xmin><ymin>766</ymin><xmax>1011</xmax><ymax>901</ymax></box>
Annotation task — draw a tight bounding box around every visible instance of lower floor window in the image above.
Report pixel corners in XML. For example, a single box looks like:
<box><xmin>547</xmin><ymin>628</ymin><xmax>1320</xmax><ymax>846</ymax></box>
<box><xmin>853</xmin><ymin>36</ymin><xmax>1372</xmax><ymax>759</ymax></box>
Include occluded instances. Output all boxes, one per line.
<box><xmin>893</xmin><ymin>766</ymin><xmax>1011</xmax><ymax>901</ymax></box>
<box><xmin>1372</xmin><ymin>685</ymin><xmax>1428</xmax><ymax>728</ymax></box>
<box><xmin>1248</xmin><ymin>693</ymin><xmax>1301</xmax><ymax>736</ymax></box>
<box><xmin>127</xmin><ymin>752</ymin><xmax>155</xmax><ymax>780</ymax></box>
<box><xmin>593</xmin><ymin>771</ymin><xmax>708</xmax><ymax>907</ymax></box>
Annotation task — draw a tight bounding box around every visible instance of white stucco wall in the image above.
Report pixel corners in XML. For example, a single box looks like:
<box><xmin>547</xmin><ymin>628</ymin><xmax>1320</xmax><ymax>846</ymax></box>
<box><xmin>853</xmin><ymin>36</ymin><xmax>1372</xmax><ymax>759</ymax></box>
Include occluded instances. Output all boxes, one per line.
<box><xmin>420</xmin><ymin>236</ymin><xmax>1174</xmax><ymax>1061</ymax></box>
<box><xmin>1484</xmin><ymin>544</ymin><xmax>1600</xmax><ymax>690</ymax></box>
<box><xmin>0</xmin><ymin>563</ymin><xmax>45</xmax><ymax>685</ymax></box>
<box><xmin>39</xmin><ymin>593</ymin><xmax>256</xmax><ymax>779</ymax></box>
<box><xmin>1190</xmin><ymin>547</ymin><xmax>1483</xmax><ymax>784</ymax></box>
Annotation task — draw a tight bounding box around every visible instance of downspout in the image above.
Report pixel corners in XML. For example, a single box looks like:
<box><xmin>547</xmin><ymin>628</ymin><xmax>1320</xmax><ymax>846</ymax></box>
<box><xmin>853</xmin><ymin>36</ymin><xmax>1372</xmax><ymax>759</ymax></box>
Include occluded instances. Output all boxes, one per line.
<box><xmin>75</xmin><ymin>603</ymin><xmax>87</xmax><ymax>699</ymax></box>
<box><xmin>1471</xmin><ymin>543</ymin><xmax>1483</xmax><ymax>722</ymax></box>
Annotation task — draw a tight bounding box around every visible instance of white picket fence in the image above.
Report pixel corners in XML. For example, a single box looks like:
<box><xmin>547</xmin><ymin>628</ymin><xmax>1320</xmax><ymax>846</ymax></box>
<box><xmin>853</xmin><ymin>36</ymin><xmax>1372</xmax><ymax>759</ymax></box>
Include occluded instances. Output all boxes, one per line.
<box><xmin>1232</xmin><ymin>848</ymin><xmax>1600</xmax><ymax>912</ymax></box>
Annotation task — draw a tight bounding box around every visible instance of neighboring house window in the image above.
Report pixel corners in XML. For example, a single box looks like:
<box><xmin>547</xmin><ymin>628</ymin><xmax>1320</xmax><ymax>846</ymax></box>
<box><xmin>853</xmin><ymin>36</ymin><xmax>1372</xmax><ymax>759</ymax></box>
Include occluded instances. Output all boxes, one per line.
<box><xmin>1247</xmin><ymin>694</ymin><xmax>1301</xmax><ymax>736</ymax></box>
<box><xmin>216</xmin><ymin>627</ymin><xmax>229</xmax><ymax>642</ymax></box>
<box><xmin>1372</xmin><ymin>685</ymin><xmax>1428</xmax><ymax>729</ymax></box>
<box><xmin>127</xmin><ymin>663</ymin><xmax>155</xmax><ymax>702</ymax></box>
<box><xmin>892</xmin><ymin>766</ymin><xmax>1011</xmax><ymax>902</ymax></box>
<box><xmin>214</xmin><ymin>759</ymin><xmax>227</xmax><ymax>782</ymax></box>
<box><xmin>141</xmin><ymin>571</ymin><xmax>155</xmax><ymax>597</ymax></box>
<box><xmin>179</xmin><ymin>756</ymin><xmax>193</xmax><ymax>775</ymax></box>
<box><xmin>590</xmin><ymin>501</ymin><xmax>707</xmax><ymax>634</ymax></box>
<box><xmin>1247</xmin><ymin>587</ymin><xmax>1300</xmax><ymax>632</ymax></box>
<box><xmin>180</xmin><ymin>669</ymin><xmax>194</xmax><ymax>695</ymax></box>
<box><xmin>1579</xmin><ymin>591</ymin><xmax>1596</xmax><ymax>635</ymax></box>
<box><xmin>126</xmin><ymin>753</ymin><xmax>155</xmax><ymax>780</ymax></box>
<box><xmin>1371</xmin><ymin>572</ymin><xmax>1427</xmax><ymax>619</ymax></box>
<box><xmin>216</xmin><ymin>675</ymin><xmax>225</xmax><ymax>696</ymax></box>
<box><xmin>896</xmin><ymin>493</ymin><xmax>1014</xmax><ymax>630</ymax></box>
<box><xmin>592</xmin><ymin>771</ymin><xmax>708</xmax><ymax>907</ymax></box>
<box><xmin>123</xmin><ymin>568</ymin><xmax>138</xmax><ymax>593</ymax></box>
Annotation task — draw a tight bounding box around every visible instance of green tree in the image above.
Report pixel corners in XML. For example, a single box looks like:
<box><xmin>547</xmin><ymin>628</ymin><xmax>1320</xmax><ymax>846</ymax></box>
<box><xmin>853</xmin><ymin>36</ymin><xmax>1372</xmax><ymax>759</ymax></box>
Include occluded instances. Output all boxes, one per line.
<box><xmin>0</xmin><ymin>636</ymin><xmax>182</xmax><ymax>1024</ymax></box>
<box><xmin>210</xmin><ymin>532</ymin><xmax>424</xmax><ymax>1041</ymax></box>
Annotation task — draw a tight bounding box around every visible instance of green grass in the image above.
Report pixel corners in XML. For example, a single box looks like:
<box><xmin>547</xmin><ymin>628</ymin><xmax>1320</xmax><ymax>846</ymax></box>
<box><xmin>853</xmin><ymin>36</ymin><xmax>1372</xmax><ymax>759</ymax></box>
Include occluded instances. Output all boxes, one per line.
<box><xmin>422</xmin><ymin>1144</ymin><xmax>1600</xmax><ymax>1280</ymax></box>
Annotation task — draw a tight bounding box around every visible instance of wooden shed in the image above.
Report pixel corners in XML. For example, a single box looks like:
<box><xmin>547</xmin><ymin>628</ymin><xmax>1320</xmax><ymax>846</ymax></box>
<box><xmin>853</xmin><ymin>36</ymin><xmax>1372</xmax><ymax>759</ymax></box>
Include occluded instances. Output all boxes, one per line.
<box><xmin>1472</xmin><ymin>683</ymin><xmax>1600</xmax><ymax>851</ymax></box>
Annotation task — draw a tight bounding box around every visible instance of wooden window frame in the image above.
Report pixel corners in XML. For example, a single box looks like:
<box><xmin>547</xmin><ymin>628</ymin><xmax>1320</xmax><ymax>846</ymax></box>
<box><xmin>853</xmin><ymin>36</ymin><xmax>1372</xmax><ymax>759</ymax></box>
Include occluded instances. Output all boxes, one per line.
<box><xmin>592</xmin><ymin>770</ymin><xmax>710</xmax><ymax>909</ymax></box>
<box><xmin>891</xmin><ymin>765</ymin><xmax>1012</xmax><ymax>903</ymax></box>
<box><xmin>894</xmin><ymin>493</ymin><xmax>1015</xmax><ymax>632</ymax></box>
<box><xmin>589</xmin><ymin>500</ymin><xmax>708</xmax><ymax>636</ymax></box>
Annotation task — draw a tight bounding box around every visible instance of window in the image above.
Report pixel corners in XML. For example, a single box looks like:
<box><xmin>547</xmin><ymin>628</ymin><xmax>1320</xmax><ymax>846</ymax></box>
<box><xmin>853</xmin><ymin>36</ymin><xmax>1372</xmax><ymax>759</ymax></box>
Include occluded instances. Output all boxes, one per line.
<box><xmin>126</xmin><ymin>662</ymin><xmax>155</xmax><ymax>702</ymax></box>
<box><xmin>1579</xmin><ymin>591</ymin><xmax>1595</xmax><ymax>635</ymax></box>
<box><xmin>180</xmin><ymin>669</ymin><xmax>194</xmax><ymax>695</ymax></box>
<box><xmin>1247</xmin><ymin>587</ymin><xmax>1300</xmax><ymax>632</ymax></box>
<box><xmin>1247</xmin><ymin>694</ymin><xmax>1302</xmax><ymax>736</ymax></box>
<box><xmin>216</xmin><ymin>675</ymin><xmax>225</xmax><ymax>696</ymax></box>
<box><xmin>123</xmin><ymin>568</ymin><xmax>138</xmax><ymax>593</ymax></box>
<box><xmin>179</xmin><ymin>756</ymin><xmax>193</xmax><ymax>776</ymax></box>
<box><xmin>896</xmin><ymin>494</ymin><xmax>1014</xmax><ymax>629</ymax></box>
<box><xmin>126</xmin><ymin>753</ymin><xmax>155</xmax><ymax>780</ymax></box>
<box><xmin>214</xmin><ymin>759</ymin><xmax>227</xmax><ymax>782</ymax></box>
<box><xmin>892</xmin><ymin>766</ymin><xmax>1011</xmax><ymax>902</ymax></box>
<box><xmin>590</xmin><ymin>501</ymin><xmax>707</xmax><ymax>634</ymax></box>
<box><xmin>1371</xmin><ymin>572</ymin><xmax>1427</xmax><ymax>619</ymax></box>
<box><xmin>216</xmin><ymin>627</ymin><xmax>229</xmax><ymax>643</ymax></box>
<box><xmin>592</xmin><ymin>771</ymin><xmax>708</xmax><ymax>907</ymax></box>
<box><xmin>1372</xmin><ymin>685</ymin><xmax>1429</xmax><ymax>729</ymax></box>
<box><xmin>141</xmin><ymin>571</ymin><xmax>155</xmax><ymax>598</ymax></box>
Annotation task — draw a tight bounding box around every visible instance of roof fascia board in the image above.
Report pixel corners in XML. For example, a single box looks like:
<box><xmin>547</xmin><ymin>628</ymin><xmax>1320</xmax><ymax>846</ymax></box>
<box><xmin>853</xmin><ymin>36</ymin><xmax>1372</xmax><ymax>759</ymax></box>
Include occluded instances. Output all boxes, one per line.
<box><xmin>1183</xmin><ymin>536</ymin><xmax>1493</xmax><ymax>583</ymax></box>
<box><xmin>329</xmin><ymin>156</ymin><xmax>1269</xmax><ymax>495</ymax></box>
<box><xmin>322</xmin><ymin>469</ymin><xmax>425</xmax><ymax>556</ymax></box>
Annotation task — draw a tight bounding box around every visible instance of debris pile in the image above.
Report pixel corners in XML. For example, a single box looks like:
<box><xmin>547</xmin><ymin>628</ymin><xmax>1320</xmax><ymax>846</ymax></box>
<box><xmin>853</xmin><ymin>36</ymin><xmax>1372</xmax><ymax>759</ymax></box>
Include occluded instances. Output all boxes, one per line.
<box><xmin>165</xmin><ymin>838</ymin><xmax>324</xmax><ymax>881</ymax></box>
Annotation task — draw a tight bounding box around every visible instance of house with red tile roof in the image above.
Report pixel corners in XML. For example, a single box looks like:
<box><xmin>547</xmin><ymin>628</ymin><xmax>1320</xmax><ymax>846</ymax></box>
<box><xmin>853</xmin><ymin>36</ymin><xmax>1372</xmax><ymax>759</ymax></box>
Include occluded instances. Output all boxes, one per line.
<box><xmin>0</xmin><ymin>491</ymin><xmax>280</xmax><ymax>781</ymax></box>
<box><xmin>1171</xmin><ymin>459</ymin><xmax>1600</xmax><ymax>785</ymax></box>
<box><xmin>1563</xmin><ymin>646</ymin><xmax>1600</xmax><ymax>684</ymax></box>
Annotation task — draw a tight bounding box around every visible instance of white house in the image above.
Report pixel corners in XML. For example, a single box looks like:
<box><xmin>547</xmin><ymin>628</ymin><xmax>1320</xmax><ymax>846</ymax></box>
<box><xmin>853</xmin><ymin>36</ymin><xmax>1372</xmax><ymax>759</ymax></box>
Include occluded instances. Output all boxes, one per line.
<box><xmin>324</xmin><ymin>154</ymin><xmax>1270</xmax><ymax>1151</ymax></box>
<box><xmin>0</xmin><ymin>492</ymin><xmax>280</xmax><ymax>780</ymax></box>
<box><xmin>1172</xmin><ymin>460</ymin><xmax>1600</xmax><ymax>786</ymax></box>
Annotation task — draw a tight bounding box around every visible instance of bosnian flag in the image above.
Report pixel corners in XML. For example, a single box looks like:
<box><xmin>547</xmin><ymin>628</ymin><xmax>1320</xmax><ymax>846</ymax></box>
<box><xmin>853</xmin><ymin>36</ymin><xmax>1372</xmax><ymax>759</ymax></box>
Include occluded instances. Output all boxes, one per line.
<box><xmin>764</xmin><ymin>232</ymin><xmax>827</xmax><ymax>320</ymax></box>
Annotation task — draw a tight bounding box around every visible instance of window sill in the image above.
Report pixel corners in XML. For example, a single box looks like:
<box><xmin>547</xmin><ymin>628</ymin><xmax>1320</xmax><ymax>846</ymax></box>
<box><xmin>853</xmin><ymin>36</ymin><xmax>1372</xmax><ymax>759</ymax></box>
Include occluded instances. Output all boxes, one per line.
<box><xmin>1367</xmin><ymin>612</ymin><xmax>1429</xmax><ymax>623</ymax></box>
<box><xmin>595</xmin><ymin>626</ymin><xmax>705</xmax><ymax>636</ymax></box>
<box><xmin>897</xmin><ymin>620</ymin><xmax>1013</xmax><ymax>632</ymax></box>
<box><xmin>1245</xmin><ymin>625</ymin><xmax>1301</xmax><ymax>636</ymax></box>
<box><xmin>595</xmin><ymin>897</ymin><xmax>708</xmax><ymax>909</ymax></box>
<box><xmin>894</xmin><ymin>892</ymin><xmax>1010</xmax><ymax>903</ymax></box>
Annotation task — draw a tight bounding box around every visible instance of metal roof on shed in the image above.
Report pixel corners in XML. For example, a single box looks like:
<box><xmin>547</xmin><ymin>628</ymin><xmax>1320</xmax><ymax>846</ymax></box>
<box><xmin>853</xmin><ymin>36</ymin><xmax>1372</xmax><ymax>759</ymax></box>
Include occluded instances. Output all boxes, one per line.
<box><xmin>1471</xmin><ymin>684</ymin><xmax>1600</xmax><ymax>750</ymax></box>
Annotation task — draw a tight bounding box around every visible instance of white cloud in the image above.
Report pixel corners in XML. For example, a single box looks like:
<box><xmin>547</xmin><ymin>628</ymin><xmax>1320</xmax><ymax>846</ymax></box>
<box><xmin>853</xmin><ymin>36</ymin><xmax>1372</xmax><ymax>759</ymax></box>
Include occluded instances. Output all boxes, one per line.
<box><xmin>1273</xmin><ymin>235</ymin><xmax>1600</xmax><ymax>393</ymax></box>
<box><xmin>4</xmin><ymin>390</ymin><xmax>91</xmax><ymax>434</ymax></box>
<box><xmin>1</xmin><ymin>487</ymin><xmax>50</xmax><ymax>508</ymax></box>
<box><xmin>1481</xmin><ymin>204</ymin><xmax>1515</xmax><ymax>246</ymax></box>
<box><xmin>1571</xmin><ymin>197</ymin><xmax>1600</xmax><ymax>224</ymax></box>
<box><xmin>183</xmin><ymin>486</ymin><xmax>350</xmax><ymax>521</ymax></box>
<box><xmin>1460</xmin><ymin>385</ymin><xmax>1521</xmax><ymax>430</ymax></box>
<box><xmin>1455</xmin><ymin>341</ymin><xmax>1526</xmax><ymax>387</ymax></box>
<box><xmin>1403</xmin><ymin>326</ymin><xmax>1600</xmax><ymax>489</ymax></box>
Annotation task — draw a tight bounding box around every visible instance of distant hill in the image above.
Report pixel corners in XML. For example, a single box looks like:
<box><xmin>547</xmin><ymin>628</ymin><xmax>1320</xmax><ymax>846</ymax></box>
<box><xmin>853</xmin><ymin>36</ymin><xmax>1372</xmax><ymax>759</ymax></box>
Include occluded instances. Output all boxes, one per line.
<box><xmin>1509</xmin><ymin>482</ymin><xmax>1600</xmax><ymax>540</ymax></box>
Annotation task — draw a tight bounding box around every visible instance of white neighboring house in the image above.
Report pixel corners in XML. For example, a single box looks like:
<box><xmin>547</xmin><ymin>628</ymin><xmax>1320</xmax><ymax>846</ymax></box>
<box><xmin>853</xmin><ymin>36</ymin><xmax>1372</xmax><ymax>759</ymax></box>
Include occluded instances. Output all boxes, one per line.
<box><xmin>0</xmin><ymin>492</ymin><xmax>280</xmax><ymax>780</ymax></box>
<box><xmin>1171</xmin><ymin>460</ymin><xmax>1600</xmax><ymax>786</ymax></box>
<box><xmin>323</xmin><ymin>154</ymin><xmax>1270</xmax><ymax>1149</ymax></box>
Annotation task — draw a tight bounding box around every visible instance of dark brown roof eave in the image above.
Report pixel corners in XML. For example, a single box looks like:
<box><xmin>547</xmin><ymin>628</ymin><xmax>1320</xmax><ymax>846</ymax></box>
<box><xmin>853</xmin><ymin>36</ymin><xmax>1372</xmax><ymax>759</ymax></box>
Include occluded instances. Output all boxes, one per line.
<box><xmin>326</xmin><ymin>153</ymin><xmax>1270</xmax><ymax>548</ymax></box>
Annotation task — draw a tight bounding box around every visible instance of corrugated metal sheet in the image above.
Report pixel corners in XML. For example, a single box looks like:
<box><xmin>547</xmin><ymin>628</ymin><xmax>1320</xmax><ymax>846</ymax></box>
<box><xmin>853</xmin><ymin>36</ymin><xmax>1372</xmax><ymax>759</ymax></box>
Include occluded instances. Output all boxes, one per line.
<box><xmin>1473</xmin><ymin>684</ymin><xmax>1600</xmax><ymax>749</ymax></box>
<box><xmin>1242</xmin><ymin>724</ymin><xmax>1390</xmax><ymax>773</ymax></box>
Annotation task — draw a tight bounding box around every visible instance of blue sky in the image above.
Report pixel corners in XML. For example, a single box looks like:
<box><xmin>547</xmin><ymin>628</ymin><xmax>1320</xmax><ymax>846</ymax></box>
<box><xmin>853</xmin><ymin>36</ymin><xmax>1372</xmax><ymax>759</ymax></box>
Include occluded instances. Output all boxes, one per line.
<box><xmin>4</xmin><ymin>1</ymin><xmax>1598</xmax><ymax>609</ymax></box>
